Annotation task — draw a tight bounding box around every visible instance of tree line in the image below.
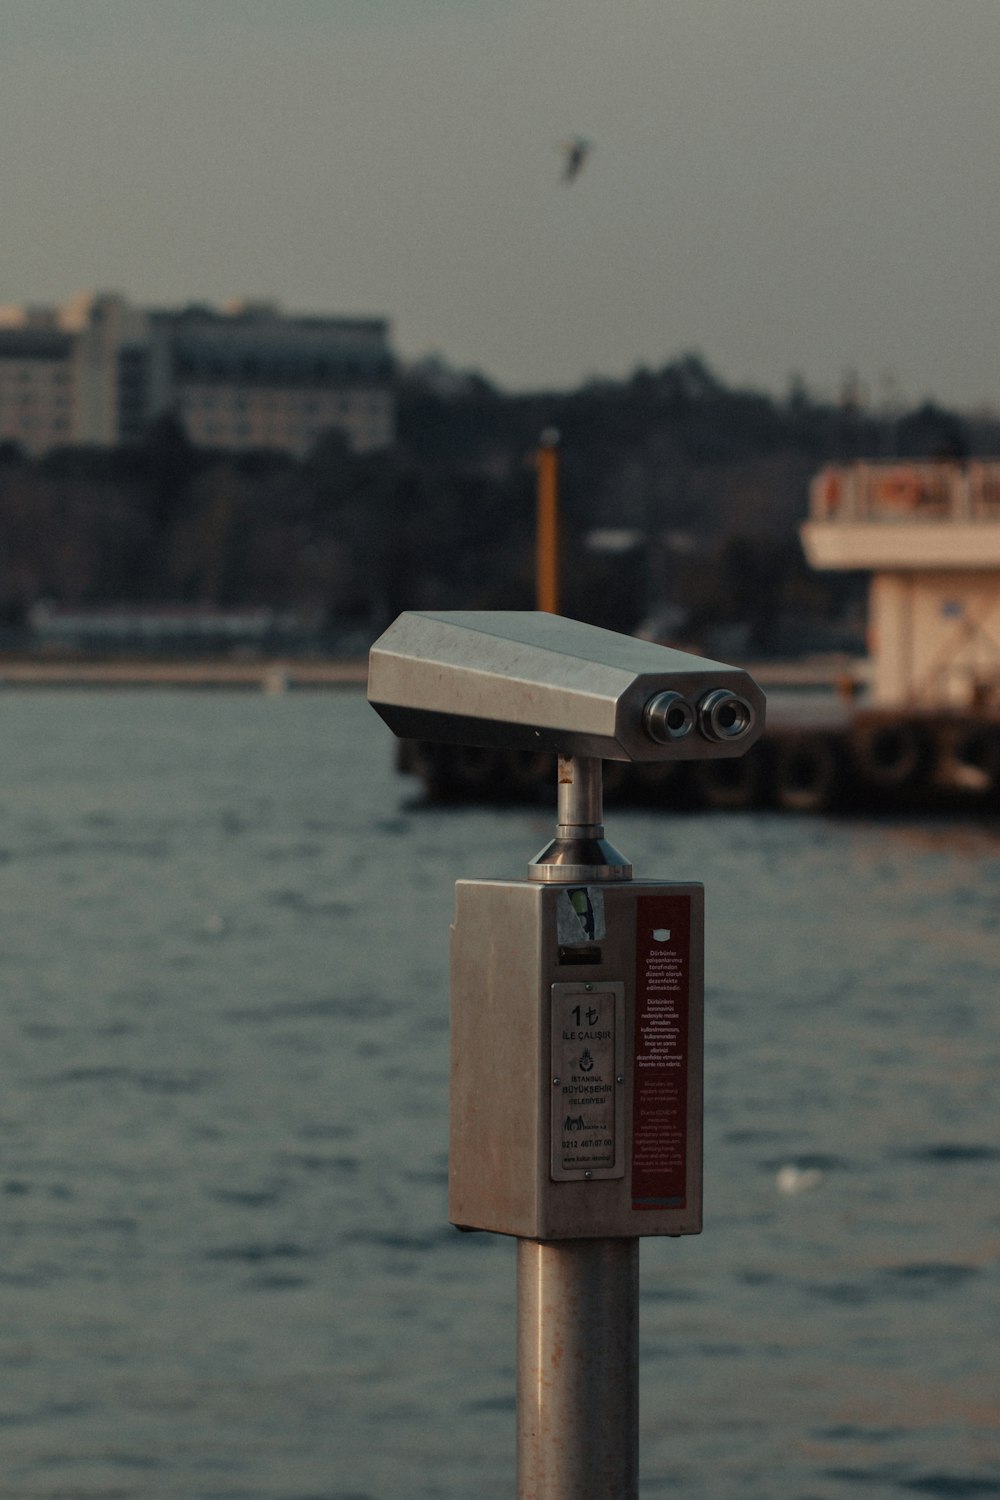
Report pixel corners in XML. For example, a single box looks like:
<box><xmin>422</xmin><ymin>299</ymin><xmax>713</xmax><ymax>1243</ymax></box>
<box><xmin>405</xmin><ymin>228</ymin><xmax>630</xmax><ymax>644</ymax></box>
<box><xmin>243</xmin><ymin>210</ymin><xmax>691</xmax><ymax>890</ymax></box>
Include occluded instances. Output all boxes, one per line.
<box><xmin>0</xmin><ymin>353</ymin><xmax>994</xmax><ymax>654</ymax></box>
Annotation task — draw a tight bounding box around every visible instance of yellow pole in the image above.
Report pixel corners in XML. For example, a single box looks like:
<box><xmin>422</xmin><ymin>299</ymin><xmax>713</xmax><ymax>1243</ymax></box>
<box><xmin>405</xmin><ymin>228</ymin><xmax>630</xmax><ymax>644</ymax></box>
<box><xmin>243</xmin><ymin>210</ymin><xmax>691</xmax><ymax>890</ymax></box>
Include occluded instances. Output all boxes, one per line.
<box><xmin>534</xmin><ymin>429</ymin><xmax>561</xmax><ymax>614</ymax></box>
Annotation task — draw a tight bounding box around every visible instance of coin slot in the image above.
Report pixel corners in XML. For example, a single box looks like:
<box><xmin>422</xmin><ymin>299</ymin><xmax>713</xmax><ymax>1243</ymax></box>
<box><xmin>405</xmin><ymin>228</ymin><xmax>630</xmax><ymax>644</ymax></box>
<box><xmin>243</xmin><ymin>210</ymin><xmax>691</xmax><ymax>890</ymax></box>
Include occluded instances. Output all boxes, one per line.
<box><xmin>558</xmin><ymin>945</ymin><xmax>602</xmax><ymax>965</ymax></box>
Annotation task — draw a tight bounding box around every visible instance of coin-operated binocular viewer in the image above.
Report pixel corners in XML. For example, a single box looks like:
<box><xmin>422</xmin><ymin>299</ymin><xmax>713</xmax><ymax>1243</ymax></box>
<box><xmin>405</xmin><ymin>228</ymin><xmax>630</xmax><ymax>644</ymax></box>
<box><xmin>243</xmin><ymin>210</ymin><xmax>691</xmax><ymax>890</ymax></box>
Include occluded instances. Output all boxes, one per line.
<box><xmin>369</xmin><ymin>611</ymin><xmax>765</xmax><ymax>1500</ymax></box>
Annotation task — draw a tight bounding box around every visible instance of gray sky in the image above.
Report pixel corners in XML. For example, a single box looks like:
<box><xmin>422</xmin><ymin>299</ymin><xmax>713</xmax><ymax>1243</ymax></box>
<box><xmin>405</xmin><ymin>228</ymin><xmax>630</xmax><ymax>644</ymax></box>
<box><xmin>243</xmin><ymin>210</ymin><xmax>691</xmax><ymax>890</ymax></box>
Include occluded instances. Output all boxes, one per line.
<box><xmin>3</xmin><ymin>0</ymin><xmax>1000</xmax><ymax>408</ymax></box>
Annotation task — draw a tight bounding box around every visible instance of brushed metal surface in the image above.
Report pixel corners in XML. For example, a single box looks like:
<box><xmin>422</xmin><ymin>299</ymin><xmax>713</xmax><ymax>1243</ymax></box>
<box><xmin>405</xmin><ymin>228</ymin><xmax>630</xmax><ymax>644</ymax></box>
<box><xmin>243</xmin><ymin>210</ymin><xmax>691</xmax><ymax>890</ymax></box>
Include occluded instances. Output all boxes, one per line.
<box><xmin>529</xmin><ymin>754</ymin><xmax>633</xmax><ymax>881</ymax></box>
<box><xmin>449</xmin><ymin>880</ymin><xmax>703</xmax><ymax>1240</ymax></box>
<box><xmin>369</xmin><ymin>611</ymin><xmax>765</xmax><ymax>761</ymax></box>
<box><xmin>517</xmin><ymin>1238</ymin><xmax>639</xmax><ymax>1500</ymax></box>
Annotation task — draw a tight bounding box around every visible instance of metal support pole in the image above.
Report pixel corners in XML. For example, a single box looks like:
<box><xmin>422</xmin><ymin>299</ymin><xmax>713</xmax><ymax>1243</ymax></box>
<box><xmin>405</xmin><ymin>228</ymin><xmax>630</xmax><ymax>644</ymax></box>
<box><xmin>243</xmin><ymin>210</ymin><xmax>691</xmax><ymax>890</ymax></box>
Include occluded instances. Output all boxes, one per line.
<box><xmin>529</xmin><ymin>755</ymin><xmax>631</xmax><ymax>883</ymax></box>
<box><xmin>557</xmin><ymin>753</ymin><xmax>603</xmax><ymax>835</ymax></box>
<box><xmin>517</xmin><ymin>1238</ymin><xmax>639</xmax><ymax>1500</ymax></box>
<box><xmin>522</xmin><ymin>752</ymin><xmax>639</xmax><ymax>1494</ymax></box>
<box><xmin>535</xmin><ymin>432</ymin><xmax>561</xmax><ymax>616</ymax></box>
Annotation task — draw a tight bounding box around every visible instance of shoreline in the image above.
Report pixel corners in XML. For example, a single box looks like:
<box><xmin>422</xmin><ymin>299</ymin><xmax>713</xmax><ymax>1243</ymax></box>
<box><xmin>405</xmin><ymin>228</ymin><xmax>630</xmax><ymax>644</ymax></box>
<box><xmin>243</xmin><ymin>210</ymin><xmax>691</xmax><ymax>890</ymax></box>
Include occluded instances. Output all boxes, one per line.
<box><xmin>0</xmin><ymin>656</ymin><xmax>370</xmax><ymax>689</ymax></box>
<box><xmin>0</xmin><ymin>653</ymin><xmax>857</xmax><ymax>692</ymax></box>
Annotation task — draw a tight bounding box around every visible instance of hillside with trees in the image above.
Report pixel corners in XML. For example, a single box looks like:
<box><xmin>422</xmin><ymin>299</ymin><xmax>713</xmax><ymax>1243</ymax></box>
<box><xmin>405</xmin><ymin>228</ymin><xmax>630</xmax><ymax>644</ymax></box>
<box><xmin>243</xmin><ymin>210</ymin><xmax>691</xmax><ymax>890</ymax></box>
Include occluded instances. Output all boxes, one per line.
<box><xmin>1</xmin><ymin>355</ymin><xmax>996</xmax><ymax>656</ymax></box>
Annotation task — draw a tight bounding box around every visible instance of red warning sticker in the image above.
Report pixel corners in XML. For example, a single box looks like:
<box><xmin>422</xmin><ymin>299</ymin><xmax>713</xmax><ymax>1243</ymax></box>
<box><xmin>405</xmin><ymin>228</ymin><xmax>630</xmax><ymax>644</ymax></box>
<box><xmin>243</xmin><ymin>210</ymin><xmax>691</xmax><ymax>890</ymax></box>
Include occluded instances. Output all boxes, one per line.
<box><xmin>632</xmin><ymin>894</ymin><xmax>691</xmax><ymax>1210</ymax></box>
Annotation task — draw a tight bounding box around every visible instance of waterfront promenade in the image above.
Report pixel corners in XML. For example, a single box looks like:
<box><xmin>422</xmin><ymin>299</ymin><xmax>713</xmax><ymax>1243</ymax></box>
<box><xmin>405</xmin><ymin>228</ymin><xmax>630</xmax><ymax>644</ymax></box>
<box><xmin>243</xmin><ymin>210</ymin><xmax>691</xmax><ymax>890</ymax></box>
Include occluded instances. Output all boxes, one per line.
<box><xmin>0</xmin><ymin>653</ymin><xmax>853</xmax><ymax>692</ymax></box>
<box><xmin>0</xmin><ymin>656</ymin><xmax>370</xmax><ymax>689</ymax></box>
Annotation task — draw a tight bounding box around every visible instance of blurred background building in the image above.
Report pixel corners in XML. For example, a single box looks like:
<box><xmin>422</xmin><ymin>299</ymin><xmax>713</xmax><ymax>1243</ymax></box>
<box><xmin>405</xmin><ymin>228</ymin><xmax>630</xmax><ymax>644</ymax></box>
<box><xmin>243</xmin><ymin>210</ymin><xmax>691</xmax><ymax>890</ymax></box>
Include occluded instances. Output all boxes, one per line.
<box><xmin>0</xmin><ymin>292</ymin><xmax>395</xmax><ymax>457</ymax></box>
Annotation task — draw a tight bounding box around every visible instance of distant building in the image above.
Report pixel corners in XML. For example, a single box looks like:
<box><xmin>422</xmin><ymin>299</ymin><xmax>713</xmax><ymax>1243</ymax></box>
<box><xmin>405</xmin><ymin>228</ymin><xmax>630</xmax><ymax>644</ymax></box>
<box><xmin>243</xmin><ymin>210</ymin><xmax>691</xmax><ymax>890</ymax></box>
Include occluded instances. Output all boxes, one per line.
<box><xmin>0</xmin><ymin>293</ymin><xmax>395</xmax><ymax>457</ymax></box>
<box><xmin>0</xmin><ymin>306</ymin><xmax>75</xmax><ymax>454</ymax></box>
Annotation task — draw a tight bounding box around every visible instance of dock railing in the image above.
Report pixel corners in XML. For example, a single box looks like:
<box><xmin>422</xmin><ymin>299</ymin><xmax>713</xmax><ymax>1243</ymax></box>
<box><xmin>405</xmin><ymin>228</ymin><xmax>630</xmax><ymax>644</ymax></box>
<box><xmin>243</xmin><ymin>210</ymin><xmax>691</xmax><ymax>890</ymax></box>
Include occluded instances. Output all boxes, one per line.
<box><xmin>810</xmin><ymin>461</ymin><xmax>1000</xmax><ymax>524</ymax></box>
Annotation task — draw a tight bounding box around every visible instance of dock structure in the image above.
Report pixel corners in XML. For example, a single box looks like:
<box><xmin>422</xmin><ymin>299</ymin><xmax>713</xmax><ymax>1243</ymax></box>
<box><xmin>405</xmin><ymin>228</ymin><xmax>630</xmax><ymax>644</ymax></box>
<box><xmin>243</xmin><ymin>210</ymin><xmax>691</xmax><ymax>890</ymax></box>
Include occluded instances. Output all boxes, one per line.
<box><xmin>802</xmin><ymin>460</ymin><xmax>1000</xmax><ymax>711</ymax></box>
<box><xmin>397</xmin><ymin>461</ymin><xmax>1000</xmax><ymax>813</ymax></box>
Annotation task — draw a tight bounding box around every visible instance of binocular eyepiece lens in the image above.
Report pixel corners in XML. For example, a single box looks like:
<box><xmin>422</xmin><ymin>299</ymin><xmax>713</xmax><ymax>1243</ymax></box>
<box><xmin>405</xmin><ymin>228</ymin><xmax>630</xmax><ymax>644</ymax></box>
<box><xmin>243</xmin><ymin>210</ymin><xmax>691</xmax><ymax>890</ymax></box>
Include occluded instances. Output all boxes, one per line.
<box><xmin>643</xmin><ymin>691</ymin><xmax>695</xmax><ymax>743</ymax></box>
<box><xmin>644</xmin><ymin>688</ymin><xmax>757</xmax><ymax>746</ymax></box>
<box><xmin>697</xmin><ymin>689</ymin><xmax>756</xmax><ymax>742</ymax></box>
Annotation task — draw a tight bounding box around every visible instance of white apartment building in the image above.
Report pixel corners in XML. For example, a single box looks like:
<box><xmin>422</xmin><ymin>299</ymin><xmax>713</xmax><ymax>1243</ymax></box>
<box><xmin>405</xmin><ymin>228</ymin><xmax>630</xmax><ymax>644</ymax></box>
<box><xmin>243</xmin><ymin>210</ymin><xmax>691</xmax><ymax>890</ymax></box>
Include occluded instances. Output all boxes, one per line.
<box><xmin>0</xmin><ymin>317</ymin><xmax>75</xmax><ymax>453</ymax></box>
<box><xmin>0</xmin><ymin>293</ymin><xmax>395</xmax><ymax>458</ymax></box>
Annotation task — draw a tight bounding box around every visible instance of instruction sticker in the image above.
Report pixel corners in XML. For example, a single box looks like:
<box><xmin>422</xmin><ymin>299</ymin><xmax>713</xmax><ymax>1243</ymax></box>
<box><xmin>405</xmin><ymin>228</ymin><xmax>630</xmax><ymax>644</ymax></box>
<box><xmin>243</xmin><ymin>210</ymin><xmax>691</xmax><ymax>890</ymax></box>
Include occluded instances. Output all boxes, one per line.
<box><xmin>555</xmin><ymin>887</ymin><xmax>607</xmax><ymax>946</ymax></box>
<box><xmin>550</xmin><ymin>981</ymin><xmax>625</xmax><ymax>1180</ymax></box>
<box><xmin>632</xmin><ymin>895</ymin><xmax>691</xmax><ymax>1210</ymax></box>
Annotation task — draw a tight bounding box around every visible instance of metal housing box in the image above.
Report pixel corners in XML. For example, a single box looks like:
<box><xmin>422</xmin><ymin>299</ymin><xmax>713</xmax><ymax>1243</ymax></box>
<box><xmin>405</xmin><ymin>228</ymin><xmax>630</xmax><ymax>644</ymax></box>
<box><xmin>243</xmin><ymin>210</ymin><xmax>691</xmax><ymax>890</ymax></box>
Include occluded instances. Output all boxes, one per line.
<box><xmin>449</xmin><ymin>878</ymin><xmax>704</xmax><ymax>1240</ymax></box>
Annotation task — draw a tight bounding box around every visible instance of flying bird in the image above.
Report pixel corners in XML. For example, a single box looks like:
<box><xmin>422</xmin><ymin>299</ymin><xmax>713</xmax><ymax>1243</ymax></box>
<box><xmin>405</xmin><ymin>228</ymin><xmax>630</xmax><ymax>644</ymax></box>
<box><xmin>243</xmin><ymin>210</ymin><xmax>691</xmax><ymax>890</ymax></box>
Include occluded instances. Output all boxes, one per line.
<box><xmin>560</xmin><ymin>137</ymin><xmax>593</xmax><ymax>184</ymax></box>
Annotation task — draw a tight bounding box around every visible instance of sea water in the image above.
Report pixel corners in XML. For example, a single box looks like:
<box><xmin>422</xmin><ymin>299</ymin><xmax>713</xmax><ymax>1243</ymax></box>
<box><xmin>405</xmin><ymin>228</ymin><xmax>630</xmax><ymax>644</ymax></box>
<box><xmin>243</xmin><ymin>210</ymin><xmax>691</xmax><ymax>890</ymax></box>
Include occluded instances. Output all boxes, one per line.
<box><xmin>0</xmin><ymin>690</ymin><xmax>997</xmax><ymax>1499</ymax></box>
